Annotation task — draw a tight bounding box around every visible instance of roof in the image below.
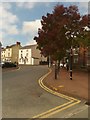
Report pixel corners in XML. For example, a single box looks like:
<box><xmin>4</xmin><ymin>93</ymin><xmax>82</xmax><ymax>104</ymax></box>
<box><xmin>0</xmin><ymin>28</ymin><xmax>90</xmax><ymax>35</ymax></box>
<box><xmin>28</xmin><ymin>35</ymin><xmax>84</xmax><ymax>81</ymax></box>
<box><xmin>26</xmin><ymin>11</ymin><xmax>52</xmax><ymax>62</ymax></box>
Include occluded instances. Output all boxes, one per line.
<box><xmin>1</xmin><ymin>48</ymin><xmax>5</xmax><ymax>51</ymax></box>
<box><xmin>6</xmin><ymin>44</ymin><xmax>16</xmax><ymax>48</ymax></box>
<box><xmin>20</xmin><ymin>44</ymin><xmax>37</xmax><ymax>49</ymax></box>
<box><xmin>6</xmin><ymin>42</ymin><xmax>21</xmax><ymax>48</ymax></box>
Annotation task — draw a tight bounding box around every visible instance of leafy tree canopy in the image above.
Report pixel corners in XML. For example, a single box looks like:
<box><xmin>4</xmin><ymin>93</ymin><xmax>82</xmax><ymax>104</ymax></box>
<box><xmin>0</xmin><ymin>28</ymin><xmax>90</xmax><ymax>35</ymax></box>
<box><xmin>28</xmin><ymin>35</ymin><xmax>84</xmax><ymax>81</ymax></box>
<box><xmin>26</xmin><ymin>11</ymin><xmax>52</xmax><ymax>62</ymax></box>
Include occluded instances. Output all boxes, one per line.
<box><xmin>34</xmin><ymin>4</ymin><xmax>89</xmax><ymax>61</ymax></box>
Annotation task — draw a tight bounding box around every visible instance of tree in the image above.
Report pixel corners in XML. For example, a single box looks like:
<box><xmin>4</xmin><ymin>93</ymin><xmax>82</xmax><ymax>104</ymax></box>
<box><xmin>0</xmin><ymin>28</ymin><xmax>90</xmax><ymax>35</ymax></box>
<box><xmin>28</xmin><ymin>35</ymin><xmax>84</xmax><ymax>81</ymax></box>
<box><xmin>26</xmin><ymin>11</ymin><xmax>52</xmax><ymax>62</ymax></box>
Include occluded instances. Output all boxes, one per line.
<box><xmin>34</xmin><ymin>4</ymin><xmax>89</xmax><ymax>79</ymax></box>
<box><xmin>78</xmin><ymin>14</ymin><xmax>90</xmax><ymax>66</ymax></box>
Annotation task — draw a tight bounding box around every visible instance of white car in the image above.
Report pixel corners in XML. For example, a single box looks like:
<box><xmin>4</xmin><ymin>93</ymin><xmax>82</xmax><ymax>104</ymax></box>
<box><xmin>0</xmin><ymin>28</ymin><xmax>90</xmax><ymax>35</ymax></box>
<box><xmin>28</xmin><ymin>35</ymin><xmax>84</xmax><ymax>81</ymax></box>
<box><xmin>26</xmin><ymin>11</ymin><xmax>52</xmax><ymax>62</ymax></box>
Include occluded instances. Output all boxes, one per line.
<box><xmin>1</xmin><ymin>62</ymin><xmax>4</xmax><ymax>65</ymax></box>
<box><xmin>60</xmin><ymin>63</ymin><xmax>63</xmax><ymax>67</ymax></box>
<box><xmin>60</xmin><ymin>63</ymin><xmax>67</xmax><ymax>68</ymax></box>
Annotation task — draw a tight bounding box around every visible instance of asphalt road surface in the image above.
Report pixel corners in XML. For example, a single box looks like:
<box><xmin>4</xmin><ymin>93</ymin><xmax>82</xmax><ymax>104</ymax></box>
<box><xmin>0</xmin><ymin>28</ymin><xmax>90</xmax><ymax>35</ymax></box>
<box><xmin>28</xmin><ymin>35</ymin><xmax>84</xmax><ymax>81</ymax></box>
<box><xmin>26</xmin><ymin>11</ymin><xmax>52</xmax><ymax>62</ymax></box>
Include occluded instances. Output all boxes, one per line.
<box><xmin>2</xmin><ymin>66</ymin><xmax>88</xmax><ymax>119</ymax></box>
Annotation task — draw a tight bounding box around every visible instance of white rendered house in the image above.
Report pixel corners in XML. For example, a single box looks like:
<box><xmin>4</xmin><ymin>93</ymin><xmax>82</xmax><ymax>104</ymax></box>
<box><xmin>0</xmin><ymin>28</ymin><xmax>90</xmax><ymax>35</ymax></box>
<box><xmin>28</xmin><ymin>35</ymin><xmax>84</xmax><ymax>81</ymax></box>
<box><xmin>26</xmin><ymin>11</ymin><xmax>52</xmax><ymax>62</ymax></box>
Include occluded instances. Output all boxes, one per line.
<box><xmin>18</xmin><ymin>44</ymin><xmax>47</xmax><ymax>65</ymax></box>
<box><xmin>19</xmin><ymin>47</ymin><xmax>32</xmax><ymax>65</ymax></box>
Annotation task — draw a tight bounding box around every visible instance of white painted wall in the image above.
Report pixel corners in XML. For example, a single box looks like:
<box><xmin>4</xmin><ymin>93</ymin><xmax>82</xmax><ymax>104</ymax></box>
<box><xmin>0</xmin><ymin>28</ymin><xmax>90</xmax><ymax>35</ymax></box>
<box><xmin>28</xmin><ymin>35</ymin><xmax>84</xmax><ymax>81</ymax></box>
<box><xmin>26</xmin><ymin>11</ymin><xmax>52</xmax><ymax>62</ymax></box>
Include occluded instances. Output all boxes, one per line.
<box><xmin>31</xmin><ymin>58</ymin><xmax>34</xmax><ymax>65</ymax></box>
<box><xmin>19</xmin><ymin>49</ymin><xmax>32</xmax><ymax>65</ymax></box>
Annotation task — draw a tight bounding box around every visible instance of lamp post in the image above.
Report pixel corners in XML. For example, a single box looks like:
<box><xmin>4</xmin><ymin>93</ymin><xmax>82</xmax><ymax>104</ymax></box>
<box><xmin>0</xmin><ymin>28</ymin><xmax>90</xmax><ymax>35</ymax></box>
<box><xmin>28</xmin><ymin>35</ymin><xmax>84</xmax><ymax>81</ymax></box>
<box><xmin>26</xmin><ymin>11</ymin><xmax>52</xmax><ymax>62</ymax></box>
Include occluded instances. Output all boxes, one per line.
<box><xmin>70</xmin><ymin>45</ymin><xmax>73</xmax><ymax>80</ymax></box>
<box><xmin>69</xmin><ymin>34</ymin><xmax>74</xmax><ymax>80</ymax></box>
<box><xmin>40</xmin><ymin>47</ymin><xmax>43</xmax><ymax>65</ymax></box>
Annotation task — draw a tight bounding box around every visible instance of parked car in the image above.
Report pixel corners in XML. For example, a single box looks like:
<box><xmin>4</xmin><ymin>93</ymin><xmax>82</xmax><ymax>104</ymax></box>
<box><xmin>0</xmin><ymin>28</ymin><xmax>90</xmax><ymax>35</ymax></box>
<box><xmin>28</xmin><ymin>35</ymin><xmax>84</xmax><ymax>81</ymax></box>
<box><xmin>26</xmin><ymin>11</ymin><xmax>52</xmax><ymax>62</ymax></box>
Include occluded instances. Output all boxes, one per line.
<box><xmin>39</xmin><ymin>61</ymin><xmax>48</xmax><ymax>65</ymax></box>
<box><xmin>0</xmin><ymin>62</ymin><xmax>4</xmax><ymax>67</ymax></box>
<box><xmin>60</xmin><ymin>63</ymin><xmax>67</xmax><ymax>68</ymax></box>
<box><xmin>2</xmin><ymin>62</ymin><xmax>17</xmax><ymax>68</ymax></box>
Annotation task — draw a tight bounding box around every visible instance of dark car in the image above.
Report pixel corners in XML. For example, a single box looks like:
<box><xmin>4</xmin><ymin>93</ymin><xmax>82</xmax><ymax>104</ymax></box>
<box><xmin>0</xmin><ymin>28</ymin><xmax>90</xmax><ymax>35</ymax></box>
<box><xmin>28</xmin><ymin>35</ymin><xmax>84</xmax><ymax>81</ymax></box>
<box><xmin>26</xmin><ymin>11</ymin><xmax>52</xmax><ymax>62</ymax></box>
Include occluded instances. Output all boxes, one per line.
<box><xmin>2</xmin><ymin>62</ymin><xmax>17</xmax><ymax>68</ymax></box>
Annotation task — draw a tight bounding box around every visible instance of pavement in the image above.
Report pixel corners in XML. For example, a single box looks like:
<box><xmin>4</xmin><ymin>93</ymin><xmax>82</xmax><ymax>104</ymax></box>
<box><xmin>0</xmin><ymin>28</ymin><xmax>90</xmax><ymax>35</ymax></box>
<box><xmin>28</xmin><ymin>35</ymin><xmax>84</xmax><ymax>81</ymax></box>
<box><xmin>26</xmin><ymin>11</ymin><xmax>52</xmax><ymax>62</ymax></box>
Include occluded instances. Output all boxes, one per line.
<box><xmin>43</xmin><ymin>66</ymin><xmax>88</xmax><ymax>101</ymax></box>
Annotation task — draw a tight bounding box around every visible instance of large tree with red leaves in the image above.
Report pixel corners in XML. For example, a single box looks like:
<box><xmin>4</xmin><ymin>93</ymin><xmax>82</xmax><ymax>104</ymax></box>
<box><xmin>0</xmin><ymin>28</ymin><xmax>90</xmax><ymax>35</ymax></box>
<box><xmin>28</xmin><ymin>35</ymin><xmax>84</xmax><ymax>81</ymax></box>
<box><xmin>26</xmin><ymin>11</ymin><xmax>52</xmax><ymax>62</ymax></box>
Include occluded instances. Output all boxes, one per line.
<box><xmin>34</xmin><ymin>4</ymin><xmax>89</xmax><ymax>79</ymax></box>
<box><xmin>34</xmin><ymin>5</ymin><xmax>82</xmax><ymax>60</ymax></box>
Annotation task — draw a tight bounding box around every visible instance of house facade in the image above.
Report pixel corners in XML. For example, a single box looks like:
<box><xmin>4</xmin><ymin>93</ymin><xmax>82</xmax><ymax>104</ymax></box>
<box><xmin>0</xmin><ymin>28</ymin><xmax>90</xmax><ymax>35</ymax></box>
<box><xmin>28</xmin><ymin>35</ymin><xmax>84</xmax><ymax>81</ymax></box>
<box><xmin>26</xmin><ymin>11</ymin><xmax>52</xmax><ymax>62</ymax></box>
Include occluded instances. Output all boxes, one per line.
<box><xmin>1</xmin><ymin>42</ymin><xmax>21</xmax><ymax>63</ymax></box>
<box><xmin>18</xmin><ymin>44</ymin><xmax>47</xmax><ymax>65</ymax></box>
<box><xmin>19</xmin><ymin>47</ymin><xmax>32</xmax><ymax>65</ymax></box>
<box><xmin>78</xmin><ymin>46</ymin><xmax>89</xmax><ymax>67</ymax></box>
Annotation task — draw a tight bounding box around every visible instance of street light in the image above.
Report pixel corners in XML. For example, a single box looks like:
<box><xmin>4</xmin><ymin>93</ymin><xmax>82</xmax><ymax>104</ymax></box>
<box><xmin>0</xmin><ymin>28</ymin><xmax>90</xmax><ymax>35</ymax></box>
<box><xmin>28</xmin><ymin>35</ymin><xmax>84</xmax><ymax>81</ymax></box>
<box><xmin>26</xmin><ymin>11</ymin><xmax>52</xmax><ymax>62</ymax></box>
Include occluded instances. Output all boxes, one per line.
<box><xmin>70</xmin><ymin>45</ymin><xmax>73</xmax><ymax>80</ymax></box>
<box><xmin>69</xmin><ymin>34</ymin><xmax>74</xmax><ymax>80</ymax></box>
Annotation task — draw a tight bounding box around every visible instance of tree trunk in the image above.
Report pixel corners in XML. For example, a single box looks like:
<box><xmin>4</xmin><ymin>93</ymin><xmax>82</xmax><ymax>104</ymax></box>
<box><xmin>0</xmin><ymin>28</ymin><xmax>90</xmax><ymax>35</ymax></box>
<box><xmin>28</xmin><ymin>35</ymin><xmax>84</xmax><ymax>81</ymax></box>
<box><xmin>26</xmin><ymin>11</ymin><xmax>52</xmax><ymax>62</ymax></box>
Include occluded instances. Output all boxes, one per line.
<box><xmin>55</xmin><ymin>61</ymin><xmax>58</xmax><ymax>79</ymax></box>
<box><xmin>57</xmin><ymin>60</ymin><xmax>60</xmax><ymax>73</ymax></box>
<box><xmin>83</xmin><ymin>49</ymin><xmax>86</xmax><ymax>67</ymax></box>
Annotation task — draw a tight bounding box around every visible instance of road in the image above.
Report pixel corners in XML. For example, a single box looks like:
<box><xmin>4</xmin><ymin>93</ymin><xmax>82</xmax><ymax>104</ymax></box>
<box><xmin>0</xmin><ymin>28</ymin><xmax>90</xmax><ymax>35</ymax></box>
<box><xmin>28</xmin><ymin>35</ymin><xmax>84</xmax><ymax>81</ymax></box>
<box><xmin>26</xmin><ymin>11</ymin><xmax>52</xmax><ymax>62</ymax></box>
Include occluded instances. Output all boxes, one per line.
<box><xmin>2</xmin><ymin>66</ymin><xmax>88</xmax><ymax>119</ymax></box>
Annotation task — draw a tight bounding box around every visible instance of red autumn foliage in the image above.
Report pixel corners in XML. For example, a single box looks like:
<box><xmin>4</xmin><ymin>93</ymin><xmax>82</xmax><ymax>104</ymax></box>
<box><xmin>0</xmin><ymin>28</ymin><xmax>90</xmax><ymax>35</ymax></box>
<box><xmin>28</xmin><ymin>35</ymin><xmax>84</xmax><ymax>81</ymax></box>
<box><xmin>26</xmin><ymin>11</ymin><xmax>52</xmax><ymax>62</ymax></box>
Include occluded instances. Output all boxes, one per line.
<box><xmin>34</xmin><ymin>4</ymin><xmax>89</xmax><ymax>60</ymax></box>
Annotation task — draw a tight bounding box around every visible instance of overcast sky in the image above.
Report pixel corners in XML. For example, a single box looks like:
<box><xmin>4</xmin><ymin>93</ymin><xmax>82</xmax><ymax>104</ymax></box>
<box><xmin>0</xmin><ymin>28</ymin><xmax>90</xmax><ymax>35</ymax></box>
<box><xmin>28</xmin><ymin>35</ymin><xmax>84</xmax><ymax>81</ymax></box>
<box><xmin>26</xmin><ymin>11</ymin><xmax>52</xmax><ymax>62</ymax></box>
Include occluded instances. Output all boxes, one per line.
<box><xmin>0</xmin><ymin>1</ymin><xmax>89</xmax><ymax>47</ymax></box>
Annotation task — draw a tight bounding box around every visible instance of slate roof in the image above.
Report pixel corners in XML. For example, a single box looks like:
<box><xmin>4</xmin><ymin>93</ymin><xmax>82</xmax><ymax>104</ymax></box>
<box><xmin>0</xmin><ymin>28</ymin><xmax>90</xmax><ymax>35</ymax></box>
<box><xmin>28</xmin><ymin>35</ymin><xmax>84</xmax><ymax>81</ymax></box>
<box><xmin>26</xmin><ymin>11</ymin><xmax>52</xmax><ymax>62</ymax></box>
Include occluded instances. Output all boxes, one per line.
<box><xmin>6</xmin><ymin>44</ymin><xmax>16</xmax><ymax>48</ymax></box>
<box><xmin>20</xmin><ymin>44</ymin><xmax>37</xmax><ymax>49</ymax></box>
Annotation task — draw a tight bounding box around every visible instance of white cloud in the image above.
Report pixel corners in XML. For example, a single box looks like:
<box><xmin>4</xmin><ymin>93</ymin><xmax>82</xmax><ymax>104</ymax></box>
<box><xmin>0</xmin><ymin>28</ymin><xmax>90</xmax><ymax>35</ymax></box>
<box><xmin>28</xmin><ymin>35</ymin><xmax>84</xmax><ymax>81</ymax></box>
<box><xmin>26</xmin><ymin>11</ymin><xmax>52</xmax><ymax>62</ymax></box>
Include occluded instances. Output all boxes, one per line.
<box><xmin>16</xmin><ymin>2</ymin><xmax>36</xmax><ymax>9</ymax></box>
<box><xmin>26</xmin><ymin>39</ymin><xmax>37</xmax><ymax>45</ymax></box>
<box><xmin>78</xmin><ymin>2</ymin><xmax>88</xmax><ymax>15</ymax></box>
<box><xmin>0</xmin><ymin>3</ymin><xmax>19</xmax><ymax>34</ymax></box>
<box><xmin>6</xmin><ymin>25</ymin><xmax>19</xmax><ymax>34</ymax></box>
<box><xmin>0</xmin><ymin>2</ymin><xmax>20</xmax><ymax>46</ymax></box>
<box><xmin>22</xmin><ymin>19</ymin><xmax>41</xmax><ymax>45</ymax></box>
<box><xmin>22</xmin><ymin>19</ymin><xmax>41</xmax><ymax>35</ymax></box>
<box><xmin>4</xmin><ymin>2</ymin><xmax>12</xmax><ymax>9</ymax></box>
<box><xmin>0</xmin><ymin>31</ymin><xmax>4</xmax><ymax>43</ymax></box>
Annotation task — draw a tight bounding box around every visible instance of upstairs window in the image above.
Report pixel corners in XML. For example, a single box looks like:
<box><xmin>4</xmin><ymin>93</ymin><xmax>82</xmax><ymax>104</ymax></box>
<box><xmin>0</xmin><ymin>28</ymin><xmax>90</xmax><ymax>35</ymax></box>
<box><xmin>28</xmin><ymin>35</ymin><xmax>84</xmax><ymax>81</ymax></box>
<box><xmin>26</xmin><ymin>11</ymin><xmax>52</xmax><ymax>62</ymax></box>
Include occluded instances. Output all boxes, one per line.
<box><xmin>26</xmin><ymin>53</ymin><xmax>28</xmax><ymax>56</ymax></box>
<box><xmin>21</xmin><ymin>54</ymin><xmax>23</xmax><ymax>58</ymax></box>
<box><xmin>8</xmin><ymin>53</ymin><xmax>10</xmax><ymax>57</ymax></box>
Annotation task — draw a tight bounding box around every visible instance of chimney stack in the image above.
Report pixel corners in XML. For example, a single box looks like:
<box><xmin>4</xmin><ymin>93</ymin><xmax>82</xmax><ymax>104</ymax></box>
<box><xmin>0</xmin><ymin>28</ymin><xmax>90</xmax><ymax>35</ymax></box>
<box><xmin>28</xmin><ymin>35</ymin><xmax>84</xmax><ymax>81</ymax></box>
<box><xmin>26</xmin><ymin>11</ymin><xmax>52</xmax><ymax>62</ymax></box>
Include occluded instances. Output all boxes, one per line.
<box><xmin>16</xmin><ymin>42</ymin><xmax>20</xmax><ymax>45</ymax></box>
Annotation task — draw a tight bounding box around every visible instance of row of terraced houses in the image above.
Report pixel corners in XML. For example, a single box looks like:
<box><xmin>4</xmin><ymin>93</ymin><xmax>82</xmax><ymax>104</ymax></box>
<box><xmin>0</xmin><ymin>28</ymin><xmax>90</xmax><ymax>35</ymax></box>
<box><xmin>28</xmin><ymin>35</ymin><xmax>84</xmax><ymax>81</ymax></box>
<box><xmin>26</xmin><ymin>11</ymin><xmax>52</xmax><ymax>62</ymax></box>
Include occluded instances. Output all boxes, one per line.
<box><xmin>1</xmin><ymin>42</ymin><xmax>47</xmax><ymax>65</ymax></box>
<box><xmin>0</xmin><ymin>42</ymin><xmax>89</xmax><ymax>67</ymax></box>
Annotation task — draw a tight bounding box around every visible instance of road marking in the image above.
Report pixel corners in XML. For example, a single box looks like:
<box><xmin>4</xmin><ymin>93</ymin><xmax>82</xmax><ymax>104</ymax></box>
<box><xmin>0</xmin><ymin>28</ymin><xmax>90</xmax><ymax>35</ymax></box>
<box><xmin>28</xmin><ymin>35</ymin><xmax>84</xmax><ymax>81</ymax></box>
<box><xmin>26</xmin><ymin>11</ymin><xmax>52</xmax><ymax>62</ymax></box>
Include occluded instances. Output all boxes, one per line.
<box><xmin>39</xmin><ymin>73</ymin><xmax>79</xmax><ymax>101</ymax></box>
<box><xmin>32</xmin><ymin>101</ymin><xmax>73</xmax><ymax>118</ymax></box>
<box><xmin>32</xmin><ymin>68</ymin><xmax>81</xmax><ymax>118</ymax></box>
<box><xmin>58</xmin><ymin>85</ymin><xmax>64</xmax><ymax>88</ymax></box>
<box><xmin>41</xmin><ymin>101</ymin><xmax>80</xmax><ymax>118</ymax></box>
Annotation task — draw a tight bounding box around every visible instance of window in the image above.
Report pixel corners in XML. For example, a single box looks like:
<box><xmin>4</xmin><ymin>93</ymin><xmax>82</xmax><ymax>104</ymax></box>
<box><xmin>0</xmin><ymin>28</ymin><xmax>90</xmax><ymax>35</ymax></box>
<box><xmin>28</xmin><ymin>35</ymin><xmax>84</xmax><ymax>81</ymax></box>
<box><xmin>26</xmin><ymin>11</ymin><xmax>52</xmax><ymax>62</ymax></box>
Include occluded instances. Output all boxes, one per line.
<box><xmin>21</xmin><ymin>54</ymin><xmax>23</xmax><ymax>58</ymax></box>
<box><xmin>25</xmin><ymin>56</ymin><xmax>28</xmax><ymax>62</ymax></box>
<box><xmin>26</xmin><ymin>53</ymin><xmax>28</xmax><ymax>56</ymax></box>
<box><xmin>74</xmin><ymin>58</ymin><xmax>78</xmax><ymax>63</ymax></box>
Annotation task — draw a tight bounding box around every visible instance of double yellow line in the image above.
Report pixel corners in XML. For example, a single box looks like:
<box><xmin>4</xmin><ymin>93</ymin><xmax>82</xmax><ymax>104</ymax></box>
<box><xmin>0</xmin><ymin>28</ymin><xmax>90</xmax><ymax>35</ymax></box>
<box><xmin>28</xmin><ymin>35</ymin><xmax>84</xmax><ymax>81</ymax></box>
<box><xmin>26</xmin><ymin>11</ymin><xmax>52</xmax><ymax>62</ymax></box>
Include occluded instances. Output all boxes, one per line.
<box><xmin>32</xmin><ymin>69</ymin><xmax>81</xmax><ymax>118</ymax></box>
